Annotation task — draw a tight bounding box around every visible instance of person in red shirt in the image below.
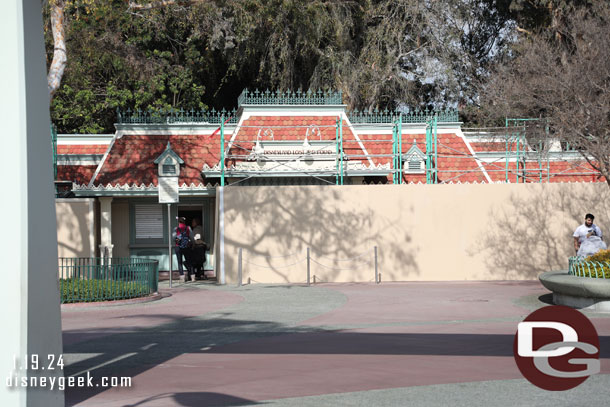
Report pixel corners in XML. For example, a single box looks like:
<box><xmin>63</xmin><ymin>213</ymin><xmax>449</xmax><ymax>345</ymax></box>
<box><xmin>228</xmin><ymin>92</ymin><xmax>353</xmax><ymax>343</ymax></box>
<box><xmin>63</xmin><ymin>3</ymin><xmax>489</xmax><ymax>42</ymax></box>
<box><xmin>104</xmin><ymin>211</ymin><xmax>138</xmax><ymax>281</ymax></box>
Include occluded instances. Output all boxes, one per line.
<box><xmin>173</xmin><ymin>217</ymin><xmax>193</xmax><ymax>283</ymax></box>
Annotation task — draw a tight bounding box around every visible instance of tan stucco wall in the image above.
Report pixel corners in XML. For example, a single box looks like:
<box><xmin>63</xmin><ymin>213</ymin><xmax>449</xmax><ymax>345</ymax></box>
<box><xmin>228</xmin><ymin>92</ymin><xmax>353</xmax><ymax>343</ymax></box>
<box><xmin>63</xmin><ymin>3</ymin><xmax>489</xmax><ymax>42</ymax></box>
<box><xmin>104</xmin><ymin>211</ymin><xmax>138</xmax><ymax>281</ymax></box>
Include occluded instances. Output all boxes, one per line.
<box><xmin>112</xmin><ymin>200</ymin><xmax>130</xmax><ymax>258</ymax></box>
<box><xmin>220</xmin><ymin>183</ymin><xmax>610</xmax><ymax>284</ymax></box>
<box><xmin>56</xmin><ymin>198</ymin><xmax>96</xmax><ymax>258</ymax></box>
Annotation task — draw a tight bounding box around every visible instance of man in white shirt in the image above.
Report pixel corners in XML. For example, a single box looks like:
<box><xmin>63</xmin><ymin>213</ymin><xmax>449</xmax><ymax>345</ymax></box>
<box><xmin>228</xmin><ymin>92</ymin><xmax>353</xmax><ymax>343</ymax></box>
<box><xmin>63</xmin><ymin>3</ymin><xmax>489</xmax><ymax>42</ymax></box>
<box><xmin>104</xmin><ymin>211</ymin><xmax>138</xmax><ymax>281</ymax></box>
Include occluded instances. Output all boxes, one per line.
<box><xmin>573</xmin><ymin>213</ymin><xmax>603</xmax><ymax>253</ymax></box>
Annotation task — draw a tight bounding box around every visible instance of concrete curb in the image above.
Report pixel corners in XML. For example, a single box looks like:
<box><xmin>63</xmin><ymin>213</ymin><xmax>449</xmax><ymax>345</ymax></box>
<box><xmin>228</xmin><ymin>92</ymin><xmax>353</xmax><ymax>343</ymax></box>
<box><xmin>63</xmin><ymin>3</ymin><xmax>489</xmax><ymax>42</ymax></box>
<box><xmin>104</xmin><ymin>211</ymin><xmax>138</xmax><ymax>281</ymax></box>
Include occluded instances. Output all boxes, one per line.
<box><xmin>539</xmin><ymin>270</ymin><xmax>610</xmax><ymax>311</ymax></box>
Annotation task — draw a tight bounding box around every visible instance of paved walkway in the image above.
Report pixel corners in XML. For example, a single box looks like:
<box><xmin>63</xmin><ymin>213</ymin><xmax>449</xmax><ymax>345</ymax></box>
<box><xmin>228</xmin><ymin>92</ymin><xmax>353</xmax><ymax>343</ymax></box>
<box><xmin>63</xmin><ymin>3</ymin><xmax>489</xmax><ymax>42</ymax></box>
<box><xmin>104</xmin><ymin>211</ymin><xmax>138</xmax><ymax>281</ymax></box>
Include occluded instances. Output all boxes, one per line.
<box><xmin>61</xmin><ymin>281</ymin><xmax>610</xmax><ymax>406</ymax></box>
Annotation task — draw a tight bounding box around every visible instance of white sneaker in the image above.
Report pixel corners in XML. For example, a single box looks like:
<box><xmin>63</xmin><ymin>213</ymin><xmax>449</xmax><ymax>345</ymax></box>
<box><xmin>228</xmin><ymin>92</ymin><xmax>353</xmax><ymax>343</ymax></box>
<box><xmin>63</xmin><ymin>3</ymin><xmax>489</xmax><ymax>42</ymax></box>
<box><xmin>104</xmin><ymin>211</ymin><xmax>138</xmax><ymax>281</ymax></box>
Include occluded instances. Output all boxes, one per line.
<box><xmin>179</xmin><ymin>275</ymin><xmax>186</xmax><ymax>283</ymax></box>
<box><xmin>190</xmin><ymin>274</ymin><xmax>196</xmax><ymax>282</ymax></box>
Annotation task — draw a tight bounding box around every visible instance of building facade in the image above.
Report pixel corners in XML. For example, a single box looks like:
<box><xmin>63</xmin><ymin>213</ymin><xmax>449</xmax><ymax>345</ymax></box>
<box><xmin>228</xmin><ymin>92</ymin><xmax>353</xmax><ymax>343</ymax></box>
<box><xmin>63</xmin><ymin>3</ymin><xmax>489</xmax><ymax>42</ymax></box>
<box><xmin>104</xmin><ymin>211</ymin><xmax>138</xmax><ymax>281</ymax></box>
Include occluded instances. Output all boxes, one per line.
<box><xmin>55</xmin><ymin>89</ymin><xmax>603</xmax><ymax>275</ymax></box>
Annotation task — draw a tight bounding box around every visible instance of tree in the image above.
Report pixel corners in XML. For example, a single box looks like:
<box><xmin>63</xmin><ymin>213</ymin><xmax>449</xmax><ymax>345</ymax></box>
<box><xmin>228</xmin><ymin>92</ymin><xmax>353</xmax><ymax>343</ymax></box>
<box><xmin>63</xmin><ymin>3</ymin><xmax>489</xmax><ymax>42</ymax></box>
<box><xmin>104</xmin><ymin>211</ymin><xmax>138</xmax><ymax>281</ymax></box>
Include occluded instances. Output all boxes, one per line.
<box><xmin>483</xmin><ymin>3</ymin><xmax>610</xmax><ymax>186</ymax></box>
<box><xmin>47</xmin><ymin>0</ymin><xmax>67</xmax><ymax>99</ymax></box>
<box><xmin>47</xmin><ymin>1</ymin><xmax>519</xmax><ymax>132</ymax></box>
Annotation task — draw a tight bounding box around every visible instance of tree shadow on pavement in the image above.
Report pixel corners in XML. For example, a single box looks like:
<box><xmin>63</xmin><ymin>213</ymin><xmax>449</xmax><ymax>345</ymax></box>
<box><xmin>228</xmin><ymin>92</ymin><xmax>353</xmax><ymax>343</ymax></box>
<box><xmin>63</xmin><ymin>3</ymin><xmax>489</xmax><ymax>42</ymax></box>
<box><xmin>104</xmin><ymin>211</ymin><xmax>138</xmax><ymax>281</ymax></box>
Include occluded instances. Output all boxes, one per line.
<box><xmin>123</xmin><ymin>391</ymin><xmax>262</xmax><ymax>407</ymax></box>
<box><xmin>64</xmin><ymin>309</ymin><xmax>610</xmax><ymax>406</ymax></box>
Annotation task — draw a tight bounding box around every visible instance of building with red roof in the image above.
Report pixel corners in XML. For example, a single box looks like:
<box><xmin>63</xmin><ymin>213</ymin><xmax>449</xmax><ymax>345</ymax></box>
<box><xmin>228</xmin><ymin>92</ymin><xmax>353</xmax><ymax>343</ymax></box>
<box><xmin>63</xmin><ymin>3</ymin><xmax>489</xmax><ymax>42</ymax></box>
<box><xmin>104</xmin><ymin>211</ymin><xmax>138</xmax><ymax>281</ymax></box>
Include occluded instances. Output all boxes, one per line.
<box><xmin>55</xmin><ymin>89</ymin><xmax>603</xmax><ymax>276</ymax></box>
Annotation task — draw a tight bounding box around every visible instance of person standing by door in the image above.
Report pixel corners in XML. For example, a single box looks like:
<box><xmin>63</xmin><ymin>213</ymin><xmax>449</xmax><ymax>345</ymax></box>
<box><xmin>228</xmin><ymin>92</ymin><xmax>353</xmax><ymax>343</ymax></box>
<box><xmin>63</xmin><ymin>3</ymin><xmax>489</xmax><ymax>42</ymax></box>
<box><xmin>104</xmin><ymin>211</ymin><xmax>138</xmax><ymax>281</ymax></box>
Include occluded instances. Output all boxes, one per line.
<box><xmin>174</xmin><ymin>216</ymin><xmax>193</xmax><ymax>283</ymax></box>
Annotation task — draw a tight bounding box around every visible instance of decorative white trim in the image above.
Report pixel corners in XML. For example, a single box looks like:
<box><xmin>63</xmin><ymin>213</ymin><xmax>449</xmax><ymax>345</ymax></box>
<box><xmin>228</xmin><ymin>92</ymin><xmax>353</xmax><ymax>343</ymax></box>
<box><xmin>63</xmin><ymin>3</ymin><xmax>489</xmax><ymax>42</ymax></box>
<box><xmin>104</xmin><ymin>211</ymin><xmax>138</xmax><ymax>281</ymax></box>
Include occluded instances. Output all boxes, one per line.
<box><xmin>239</xmin><ymin>105</ymin><xmax>347</xmax><ymax>118</ymax></box>
<box><xmin>57</xmin><ymin>154</ymin><xmax>103</xmax><ymax>165</ymax></box>
<box><xmin>88</xmin><ymin>133</ymin><xmax>119</xmax><ymax>187</ymax></box>
<box><xmin>74</xmin><ymin>182</ymin><xmax>217</xmax><ymax>192</ymax></box>
<box><xmin>456</xmin><ymin>129</ymin><xmax>493</xmax><ymax>183</ymax></box>
<box><xmin>224</xmin><ymin>113</ymin><xmax>247</xmax><ymax>162</ymax></box>
<box><xmin>202</xmin><ymin>162</ymin><xmax>391</xmax><ymax>174</ymax></box>
<box><xmin>341</xmin><ymin>112</ymin><xmax>375</xmax><ymax>167</ymax></box>
<box><xmin>57</xmin><ymin>134</ymin><xmax>113</xmax><ymax>144</ymax></box>
<box><xmin>114</xmin><ymin>125</ymin><xmax>238</xmax><ymax>136</ymax></box>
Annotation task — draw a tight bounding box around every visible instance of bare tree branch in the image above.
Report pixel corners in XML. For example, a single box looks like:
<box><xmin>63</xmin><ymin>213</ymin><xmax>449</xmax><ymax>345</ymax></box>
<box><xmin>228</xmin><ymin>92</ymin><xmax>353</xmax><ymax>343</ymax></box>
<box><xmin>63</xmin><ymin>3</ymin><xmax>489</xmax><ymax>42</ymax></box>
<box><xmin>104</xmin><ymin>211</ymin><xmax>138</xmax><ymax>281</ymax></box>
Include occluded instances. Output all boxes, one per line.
<box><xmin>484</xmin><ymin>3</ymin><xmax>610</xmax><ymax>186</ymax></box>
<box><xmin>47</xmin><ymin>0</ymin><xmax>66</xmax><ymax>99</ymax></box>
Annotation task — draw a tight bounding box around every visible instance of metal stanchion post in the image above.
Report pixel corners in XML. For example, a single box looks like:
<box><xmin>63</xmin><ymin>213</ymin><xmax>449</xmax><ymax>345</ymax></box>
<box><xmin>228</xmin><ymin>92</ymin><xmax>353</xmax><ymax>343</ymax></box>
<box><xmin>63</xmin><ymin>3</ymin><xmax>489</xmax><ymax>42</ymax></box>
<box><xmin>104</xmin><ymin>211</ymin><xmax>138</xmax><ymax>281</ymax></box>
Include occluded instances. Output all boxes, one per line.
<box><xmin>374</xmin><ymin>246</ymin><xmax>378</xmax><ymax>284</ymax></box>
<box><xmin>168</xmin><ymin>204</ymin><xmax>172</xmax><ymax>288</ymax></box>
<box><xmin>307</xmin><ymin>247</ymin><xmax>311</xmax><ymax>286</ymax></box>
<box><xmin>238</xmin><ymin>248</ymin><xmax>243</xmax><ymax>287</ymax></box>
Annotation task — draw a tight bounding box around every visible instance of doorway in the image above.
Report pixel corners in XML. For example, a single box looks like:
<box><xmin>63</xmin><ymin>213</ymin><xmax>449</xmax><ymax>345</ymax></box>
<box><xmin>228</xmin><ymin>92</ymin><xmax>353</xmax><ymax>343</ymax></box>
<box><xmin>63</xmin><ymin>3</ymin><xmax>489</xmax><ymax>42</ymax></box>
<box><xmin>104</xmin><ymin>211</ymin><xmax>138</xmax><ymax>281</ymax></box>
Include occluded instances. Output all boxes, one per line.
<box><xmin>177</xmin><ymin>203</ymin><xmax>214</xmax><ymax>277</ymax></box>
<box><xmin>177</xmin><ymin>205</ymin><xmax>202</xmax><ymax>229</ymax></box>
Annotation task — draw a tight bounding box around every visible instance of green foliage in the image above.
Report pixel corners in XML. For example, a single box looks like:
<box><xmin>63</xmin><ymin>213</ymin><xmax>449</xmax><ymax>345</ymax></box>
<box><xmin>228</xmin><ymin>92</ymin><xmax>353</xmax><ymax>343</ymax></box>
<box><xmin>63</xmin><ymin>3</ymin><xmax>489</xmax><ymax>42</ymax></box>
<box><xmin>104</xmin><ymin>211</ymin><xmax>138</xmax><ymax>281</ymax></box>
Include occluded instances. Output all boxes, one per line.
<box><xmin>48</xmin><ymin>1</ymin><xmax>565</xmax><ymax>132</ymax></box>
<box><xmin>60</xmin><ymin>278</ymin><xmax>149</xmax><ymax>303</ymax></box>
<box><xmin>586</xmin><ymin>249</ymin><xmax>610</xmax><ymax>263</ymax></box>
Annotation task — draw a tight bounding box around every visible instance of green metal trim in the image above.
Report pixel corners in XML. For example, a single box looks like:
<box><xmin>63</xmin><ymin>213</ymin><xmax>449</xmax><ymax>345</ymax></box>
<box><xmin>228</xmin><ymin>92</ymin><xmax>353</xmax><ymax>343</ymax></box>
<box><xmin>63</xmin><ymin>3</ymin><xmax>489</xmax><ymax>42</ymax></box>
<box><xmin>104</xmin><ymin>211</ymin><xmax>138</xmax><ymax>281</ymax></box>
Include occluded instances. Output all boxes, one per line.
<box><xmin>238</xmin><ymin>88</ymin><xmax>342</xmax><ymax>106</ymax></box>
<box><xmin>516</xmin><ymin>135</ymin><xmax>521</xmax><ymax>183</ymax></box>
<box><xmin>335</xmin><ymin>118</ymin><xmax>339</xmax><ymax>185</ymax></box>
<box><xmin>391</xmin><ymin>117</ymin><xmax>404</xmax><ymax>185</ymax></box>
<box><xmin>349</xmin><ymin>108</ymin><xmax>458</xmax><ymax>124</ymax></box>
<box><xmin>59</xmin><ymin>257</ymin><xmax>159</xmax><ymax>303</ymax></box>
<box><xmin>116</xmin><ymin>107</ymin><xmax>238</xmax><ymax>125</ymax></box>
<box><xmin>220</xmin><ymin>116</ymin><xmax>225</xmax><ymax>187</ymax></box>
<box><xmin>569</xmin><ymin>256</ymin><xmax>610</xmax><ymax>279</ymax></box>
<box><xmin>205</xmin><ymin>170</ymin><xmax>390</xmax><ymax>178</ymax></box>
<box><xmin>339</xmin><ymin>117</ymin><xmax>344</xmax><ymax>185</ymax></box>
<box><xmin>432</xmin><ymin>115</ymin><xmax>438</xmax><ymax>184</ymax></box>
<box><xmin>425</xmin><ymin>117</ymin><xmax>438</xmax><ymax>184</ymax></box>
<box><xmin>398</xmin><ymin>116</ymin><xmax>403</xmax><ymax>184</ymax></box>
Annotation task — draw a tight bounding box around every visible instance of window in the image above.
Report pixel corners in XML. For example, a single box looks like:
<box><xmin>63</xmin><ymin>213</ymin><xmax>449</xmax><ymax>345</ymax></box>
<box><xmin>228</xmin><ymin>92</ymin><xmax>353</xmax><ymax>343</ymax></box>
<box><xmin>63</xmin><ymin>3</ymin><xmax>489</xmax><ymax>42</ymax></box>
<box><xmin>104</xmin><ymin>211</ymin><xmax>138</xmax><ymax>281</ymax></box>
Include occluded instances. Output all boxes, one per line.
<box><xmin>162</xmin><ymin>164</ymin><xmax>176</xmax><ymax>174</ymax></box>
<box><xmin>162</xmin><ymin>157</ymin><xmax>177</xmax><ymax>175</ymax></box>
<box><xmin>403</xmin><ymin>141</ymin><xmax>425</xmax><ymax>174</ymax></box>
<box><xmin>408</xmin><ymin>159</ymin><xmax>422</xmax><ymax>171</ymax></box>
<box><xmin>135</xmin><ymin>204</ymin><xmax>163</xmax><ymax>239</ymax></box>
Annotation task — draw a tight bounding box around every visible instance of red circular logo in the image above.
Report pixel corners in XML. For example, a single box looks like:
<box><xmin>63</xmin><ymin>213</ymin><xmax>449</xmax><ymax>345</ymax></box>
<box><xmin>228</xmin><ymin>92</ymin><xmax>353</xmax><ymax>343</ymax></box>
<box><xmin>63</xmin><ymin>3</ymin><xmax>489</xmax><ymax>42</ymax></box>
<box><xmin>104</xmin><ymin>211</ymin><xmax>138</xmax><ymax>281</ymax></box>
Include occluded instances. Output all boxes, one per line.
<box><xmin>513</xmin><ymin>305</ymin><xmax>599</xmax><ymax>391</ymax></box>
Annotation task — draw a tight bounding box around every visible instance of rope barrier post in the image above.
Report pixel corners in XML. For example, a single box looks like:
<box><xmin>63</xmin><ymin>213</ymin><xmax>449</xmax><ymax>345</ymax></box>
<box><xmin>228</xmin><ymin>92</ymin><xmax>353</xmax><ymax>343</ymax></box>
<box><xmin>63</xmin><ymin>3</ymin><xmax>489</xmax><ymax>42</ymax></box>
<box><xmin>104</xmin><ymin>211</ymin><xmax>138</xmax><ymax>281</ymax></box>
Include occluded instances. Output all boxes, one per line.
<box><xmin>237</xmin><ymin>248</ymin><xmax>242</xmax><ymax>287</ymax></box>
<box><xmin>168</xmin><ymin>203</ymin><xmax>172</xmax><ymax>289</ymax></box>
<box><xmin>307</xmin><ymin>247</ymin><xmax>311</xmax><ymax>286</ymax></box>
<box><xmin>374</xmin><ymin>246</ymin><xmax>379</xmax><ymax>284</ymax></box>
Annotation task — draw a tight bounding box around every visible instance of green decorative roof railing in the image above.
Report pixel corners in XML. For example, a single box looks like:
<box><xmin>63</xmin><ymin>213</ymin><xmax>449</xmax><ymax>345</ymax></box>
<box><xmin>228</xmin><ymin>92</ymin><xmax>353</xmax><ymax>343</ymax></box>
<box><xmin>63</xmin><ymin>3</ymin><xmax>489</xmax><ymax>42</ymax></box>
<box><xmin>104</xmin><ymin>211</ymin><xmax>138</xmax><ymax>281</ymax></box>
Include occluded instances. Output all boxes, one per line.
<box><xmin>115</xmin><ymin>90</ymin><xmax>458</xmax><ymax>124</ymax></box>
<box><xmin>569</xmin><ymin>256</ymin><xmax>610</xmax><ymax>279</ymax></box>
<box><xmin>238</xmin><ymin>88</ymin><xmax>343</xmax><ymax>106</ymax></box>
<box><xmin>348</xmin><ymin>108</ymin><xmax>459</xmax><ymax>124</ymax></box>
<box><xmin>116</xmin><ymin>108</ymin><xmax>239</xmax><ymax>125</ymax></box>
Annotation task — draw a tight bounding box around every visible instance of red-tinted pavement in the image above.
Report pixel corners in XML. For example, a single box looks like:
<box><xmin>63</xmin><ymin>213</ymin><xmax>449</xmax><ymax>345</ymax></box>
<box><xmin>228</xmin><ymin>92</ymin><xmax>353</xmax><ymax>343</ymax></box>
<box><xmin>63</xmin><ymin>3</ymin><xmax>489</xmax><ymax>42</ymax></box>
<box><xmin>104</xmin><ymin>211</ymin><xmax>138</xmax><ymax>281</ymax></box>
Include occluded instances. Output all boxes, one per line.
<box><xmin>61</xmin><ymin>281</ymin><xmax>610</xmax><ymax>406</ymax></box>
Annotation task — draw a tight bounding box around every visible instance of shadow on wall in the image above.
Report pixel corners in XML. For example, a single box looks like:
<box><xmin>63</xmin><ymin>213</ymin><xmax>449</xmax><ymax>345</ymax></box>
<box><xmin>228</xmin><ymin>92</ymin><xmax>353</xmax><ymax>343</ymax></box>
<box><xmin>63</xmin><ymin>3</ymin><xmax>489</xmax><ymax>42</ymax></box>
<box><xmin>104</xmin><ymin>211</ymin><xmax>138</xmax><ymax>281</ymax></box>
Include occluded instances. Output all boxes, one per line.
<box><xmin>223</xmin><ymin>186</ymin><xmax>419</xmax><ymax>283</ymax></box>
<box><xmin>56</xmin><ymin>200</ymin><xmax>93</xmax><ymax>258</ymax></box>
<box><xmin>472</xmin><ymin>183</ymin><xmax>610</xmax><ymax>279</ymax></box>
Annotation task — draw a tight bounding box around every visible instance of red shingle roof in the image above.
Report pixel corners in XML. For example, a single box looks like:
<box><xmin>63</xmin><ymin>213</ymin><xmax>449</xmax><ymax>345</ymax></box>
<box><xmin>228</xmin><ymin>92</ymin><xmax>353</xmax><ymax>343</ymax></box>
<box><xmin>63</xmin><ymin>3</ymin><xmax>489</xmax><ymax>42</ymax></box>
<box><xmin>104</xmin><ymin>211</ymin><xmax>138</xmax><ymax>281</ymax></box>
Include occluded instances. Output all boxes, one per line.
<box><xmin>57</xmin><ymin>165</ymin><xmax>98</xmax><ymax>184</ymax></box>
<box><xmin>93</xmin><ymin>135</ymin><xmax>220</xmax><ymax>186</ymax></box>
<box><xmin>57</xmin><ymin>145</ymin><xmax>109</xmax><ymax>155</ymax></box>
<box><xmin>58</xmin><ymin>113</ymin><xmax>604</xmax><ymax>187</ymax></box>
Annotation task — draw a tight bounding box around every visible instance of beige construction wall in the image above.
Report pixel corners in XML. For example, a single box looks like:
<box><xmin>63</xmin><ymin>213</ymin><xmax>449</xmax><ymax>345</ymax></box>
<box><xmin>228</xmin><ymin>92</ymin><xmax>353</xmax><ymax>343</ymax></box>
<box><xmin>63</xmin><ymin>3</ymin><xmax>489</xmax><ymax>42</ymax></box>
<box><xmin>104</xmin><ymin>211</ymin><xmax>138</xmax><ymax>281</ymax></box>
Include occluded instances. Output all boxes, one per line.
<box><xmin>219</xmin><ymin>183</ymin><xmax>610</xmax><ymax>284</ymax></box>
<box><xmin>56</xmin><ymin>198</ymin><xmax>96</xmax><ymax>258</ymax></box>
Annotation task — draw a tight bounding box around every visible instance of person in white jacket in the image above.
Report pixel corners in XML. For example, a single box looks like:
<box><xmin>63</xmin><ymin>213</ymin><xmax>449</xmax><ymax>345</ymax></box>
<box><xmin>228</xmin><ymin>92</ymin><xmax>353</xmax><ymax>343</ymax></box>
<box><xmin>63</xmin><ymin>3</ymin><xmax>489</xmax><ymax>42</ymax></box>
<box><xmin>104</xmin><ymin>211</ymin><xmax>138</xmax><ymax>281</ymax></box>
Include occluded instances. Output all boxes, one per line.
<box><xmin>573</xmin><ymin>213</ymin><xmax>605</xmax><ymax>256</ymax></box>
